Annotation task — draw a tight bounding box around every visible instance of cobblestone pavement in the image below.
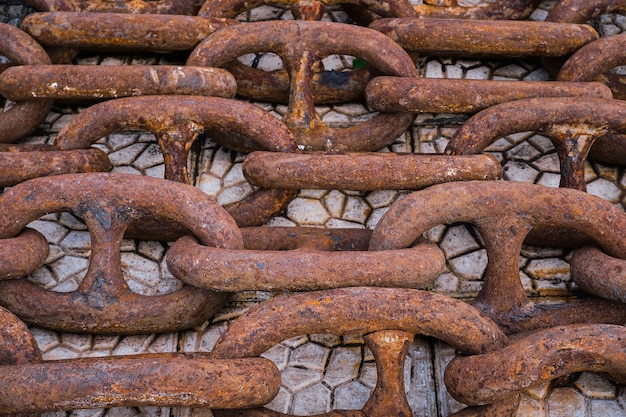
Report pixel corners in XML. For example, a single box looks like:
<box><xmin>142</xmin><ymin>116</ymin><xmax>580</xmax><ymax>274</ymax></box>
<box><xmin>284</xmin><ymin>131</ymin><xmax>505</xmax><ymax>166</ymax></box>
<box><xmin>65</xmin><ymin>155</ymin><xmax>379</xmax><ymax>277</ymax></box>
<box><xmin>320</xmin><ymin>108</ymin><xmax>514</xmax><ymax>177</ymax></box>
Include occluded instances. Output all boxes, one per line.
<box><xmin>2</xmin><ymin>0</ymin><xmax>626</xmax><ymax>416</ymax></box>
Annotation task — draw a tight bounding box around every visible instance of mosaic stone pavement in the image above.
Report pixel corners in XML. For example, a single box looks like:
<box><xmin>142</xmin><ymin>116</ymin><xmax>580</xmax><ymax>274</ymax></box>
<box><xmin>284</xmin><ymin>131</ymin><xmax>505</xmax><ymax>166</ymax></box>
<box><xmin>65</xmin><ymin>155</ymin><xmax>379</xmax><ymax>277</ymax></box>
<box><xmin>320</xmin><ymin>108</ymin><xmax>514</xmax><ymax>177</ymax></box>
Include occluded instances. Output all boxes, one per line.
<box><xmin>2</xmin><ymin>0</ymin><xmax>626</xmax><ymax>415</ymax></box>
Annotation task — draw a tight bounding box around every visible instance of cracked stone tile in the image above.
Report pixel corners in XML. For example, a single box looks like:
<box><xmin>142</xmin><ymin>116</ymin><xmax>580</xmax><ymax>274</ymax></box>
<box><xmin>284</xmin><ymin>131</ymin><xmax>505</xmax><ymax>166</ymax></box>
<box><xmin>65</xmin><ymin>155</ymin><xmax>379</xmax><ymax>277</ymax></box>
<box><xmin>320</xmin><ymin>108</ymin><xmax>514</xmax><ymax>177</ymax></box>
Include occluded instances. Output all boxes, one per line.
<box><xmin>59</xmin><ymin>213</ymin><xmax>88</xmax><ymax>230</ymax></box>
<box><xmin>223</xmin><ymin>163</ymin><xmax>247</xmax><ymax>187</ymax></box>
<box><xmin>217</xmin><ymin>182</ymin><xmax>254</xmax><ymax>206</ymax></box>
<box><xmin>342</xmin><ymin>196</ymin><xmax>370</xmax><ymax>223</ymax></box>
<box><xmin>532</xmin><ymin>153</ymin><xmax>560</xmax><ymax>173</ymax></box>
<box><xmin>112</xmin><ymin>335</ymin><xmax>154</xmax><ymax>355</ymax></box>
<box><xmin>50</xmin><ymin>256</ymin><xmax>88</xmax><ymax>286</ymax></box>
<box><xmin>323</xmin><ymin>190</ymin><xmax>346</xmax><ymax>218</ymax></box>
<box><xmin>536</xmin><ymin>172</ymin><xmax>561</xmax><ymax>188</ymax></box>
<box><xmin>523</xmin><ymin>68</ymin><xmax>550</xmax><ymax>81</ymax></box>
<box><xmin>506</xmin><ymin>142</ymin><xmax>542</xmax><ymax>162</ymax></box>
<box><xmin>291</xmin><ymin>342</ymin><xmax>330</xmax><ymax>371</ymax></box>
<box><xmin>309</xmin><ymin>334</ymin><xmax>341</xmax><ymax>348</ymax></box>
<box><xmin>520</xmin><ymin>271</ymin><xmax>534</xmax><ymax>292</ymax></box>
<box><xmin>334</xmin><ymin>381</ymin><xmax>370</xmax><ymax>410</ymax></box>
<box><xmin>46</xmin><ymin>245</ymin><xmax>65</xmax><ymax>263</ymax></box>
<box><xmin>516</xmin><ymin>395</ymin><xmax>541</xmax><ymax>416</ymax></box>
<box><xmin>45</xmin><ymin>345</ymin><xmax>81</xmax><ymax>360</ymax></box>
<box><xmin>584</xmin><ymin>161</ymin><xmax>598</xmax><ymax>183</ymax></box>
<box><xmin>321</xmin><ymin>110</ymin><xmax>351</xmax><ymax>126</ymax></box>
<box><xmin>209</xmin><ymin>148</ymin><xmax>233</xmax><ymax>177</ymax></box>
<box><xmin>425</xmin><ymin>60</ymin><xmax>443</xmax><ymax>78</ymax></box>
<box><xmin>587</xmin><ymin>178</ymin><xmax>621</xmax><ymax>203</ymax></box>
<box><xmin>440</xmin><ymin>225</ymin><xmax>480</xmax><ymax>258</ymax></box>
<box><xmin>359</xmin><ymin>361</ymin><xmax>377</xmax><ymax>389</ymax></box>
<box><xmin>61</xmin><ymin>334</ymin><xmax>92</xmax><ymax>352</ymax></box>
<box><xmin>333</xmin><ymin>103</ymin><xmax>369</xmax><ymax>116</ymax></box>
<box><xmin>527</xmin><ymin>382</ymin><xmax>551</xmax><ymax>400</ymax></box>
<box><xmin>525</xmin><ymin>258</ymin><xmax>570</xmax><ymax>281</ymax></box>
<box><xmin>528</xmin><ymin>134</ymin><xmax>555</xmax><ymax>153</ymax></box>
<box><xmin>547</xmin><ymin>387</ymin><xmax>585</xmax><ymax>417</ymax></box>
<box><xmin>326</xmin><ymin>219</ymin><xmax>364</xmax><ymax>229</ymax></box>
<box><xmin>595</xmin><ymin>163</ymin><xmax>619</xmax><ymax>183</ymax></box>
<box><xmin>133</xmin><ymin>143</ymin><xmax>164</xmax><ymax>169</ymax></box>
<box><xmin>256</xmin><ymin>53</ymin><xmax>284</xmax><ymax>71</ymax></box>
<box><xmin>31</xmin><ymin>327</ymin><xmax>60</xmax><ymax>352</ymax></box>
<box><xmin>366</xmin><ymin>190</ymin><xmax>398</xmax><ymax>209</ymax></box>
<box><xmin>138</xmin><ymin>241</ymin><xmax>165</xmax><ymax>262</ymax></box>
<box><xmin>287</xmin><ymin>198</ymin><xmax>330</xmax><ymax>225</ymax></box>
<box><xmin>60</xmin><ymin>231</ymin><xmax>91</xmax><ymax>251</ymax></box>
<box><xmin>425</xmin><ymin>224</ymin><xmax>446</xmax><ymax>243</ymax></box>
<box><xmin>494</xmin><ymin>64</ymin><xmax>527</xmax><ymax>79</ymax></box>
<box><xmin>282</xmin><ymin>367</ymin><xmax>324</xmax><ymax>392</ymax></box>
<box><xmin>262</xmin><ymin>344</ymin><xmax>291</xmax><ymax>371</ymax></box>
<box><xmin>448</xmin><ymin>249</ymin><xmax>487</xmax><ymax>280</ymax></box>
<box><xmin>445</xmin><ymin>64</ymin><xmax>464</xmax><ymax>79</ymax></box>
<box><xmin>28</xmin><ymin>267</ymin><xmax>56</xmax><ymax>288</ymax></box>
<box><xmin>503</xmin><ymin>161</ymin><xmax>540</xmax><ymax>183</ymax></box>
<box><xmin>321</xmin><ymin>55</ymin><xmax>343</xmax><ymax>71</ymax></box>
<box><xmin>575</xmin><ymin>373</ymin><xmax>616</xmax><ymax>399</ymax></box>
<box><xmin>535</xmin><ymin>279</ymin><xmax>568</xmax><ymax>296</ymax></box>
<box><xmin>93</xmin><ymin>335</ymin><xmax>120</xmax><ymax>350</ymax></box>
<box><xmin>28</xmin><ymin>220</ymin><xmax>69</xmax><ymax>244</ymax></box>
<box><xmin>108</xmin><ymin>143</ymin><xmax>147</xmax><ymax>166</ymax></box>
<box><xmin>121</xmin><ymin>253</ymin><xmax>161</xmax><ymax>292</ymax></box>
<box><xmin>283</xmin><ymin>335</ymin><xmax>309</xmax><ymax>349</ymax></box>
<box><xmin>291</xmin><ymin>383</ymin><xmax>331</xmax><ymax>415</ymax></box>
<box><xmin>148</xmin><ymin>333</ymin><xmax>177</xmax><ymax>353</ymax></box>
<box><xmin>299</xmin><ymin>189</ymin><xmax>327</xmax><ymax>199</ymax></box>
<box><xmin>111</xmin><ymin>166</ymin><xmax>142</xmax><ymax>176</ymax></box>
<box><xmin>49</xmin><ymin>114</ymin><xmax>74</xmax><ymax>133</ymax></box>
<box><xmin>197</xmin><ymin>173</ymin><xmax>221</xmax><ymax>197</ymax></box>
<box><xmin>431</xmin><ymin>272</ymin><xmax>460</xmax><ymax>293</ymax></box>
<box><xmin>459</xmin><ymin>280</ymin><xmax>483</xmax><ymax>294</ymax></box>
<box><xmin>366</xmin><ymin>207</ymin><xmax>389</xmax><ymax>229</ymax></box>
<box><xmin>484</xmin><ymin>137</ymin><xmax>514</xmax><ymax>152</ymax></box>
<box><xmin>465</xmin><ymin>66</ymin><xmax>490</xmax><ymax>80</ymax></box>
<box><xmin>418</xmin><ymin>126</ymin><xmax>439</xmax><ymax>142</ymax></box>
<box><xmin>590</xmin><ymin>399</ymin><xmax>624</xmax><ymax>416</ymax></box>
<box><xmin>266</xmin><ymin>387</ymin><xmax>291</xmax><ymax>414</ymax></box>
<box><xmin>323</xmin><ymin>346</ymin><xmax>361</xmax><ymax>387</ymax></box>
<box><xmin>434</xmin><ymin>341</ymin><xmax>465</xmax><ymax>416</ymax></box>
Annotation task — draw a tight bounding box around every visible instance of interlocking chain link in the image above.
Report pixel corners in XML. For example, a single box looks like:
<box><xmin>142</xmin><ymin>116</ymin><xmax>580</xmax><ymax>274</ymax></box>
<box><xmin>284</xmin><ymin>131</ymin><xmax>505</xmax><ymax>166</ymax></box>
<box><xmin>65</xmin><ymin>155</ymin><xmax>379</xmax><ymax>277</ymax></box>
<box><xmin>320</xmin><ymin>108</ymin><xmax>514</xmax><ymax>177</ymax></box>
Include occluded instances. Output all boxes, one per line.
<box><xmin>0</xmin><ymin>0</ymin><xmax>626</xmax><ymax>414</ymax></box>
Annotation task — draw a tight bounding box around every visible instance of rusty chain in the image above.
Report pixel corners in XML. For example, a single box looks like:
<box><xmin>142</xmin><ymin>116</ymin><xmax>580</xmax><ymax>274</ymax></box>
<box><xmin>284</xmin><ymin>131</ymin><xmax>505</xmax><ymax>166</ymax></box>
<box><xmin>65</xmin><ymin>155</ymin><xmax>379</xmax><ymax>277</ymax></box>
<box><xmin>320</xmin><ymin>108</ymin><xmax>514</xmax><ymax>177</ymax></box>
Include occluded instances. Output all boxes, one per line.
<box><xmin>1</xmin><ymin>0</ymin><xmax>626</xmax><ymax>414</ymax></box>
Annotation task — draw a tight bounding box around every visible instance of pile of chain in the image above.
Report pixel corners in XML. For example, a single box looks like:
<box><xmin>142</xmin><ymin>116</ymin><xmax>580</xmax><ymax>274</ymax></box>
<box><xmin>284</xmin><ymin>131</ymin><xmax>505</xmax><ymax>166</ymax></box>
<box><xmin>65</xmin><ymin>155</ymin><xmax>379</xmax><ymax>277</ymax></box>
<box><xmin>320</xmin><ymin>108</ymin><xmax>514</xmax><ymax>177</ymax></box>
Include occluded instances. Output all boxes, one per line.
<box><xmin>1</xmin><ymin>0</ymin><xmax>626</xmax><ymax>415</ymax></box>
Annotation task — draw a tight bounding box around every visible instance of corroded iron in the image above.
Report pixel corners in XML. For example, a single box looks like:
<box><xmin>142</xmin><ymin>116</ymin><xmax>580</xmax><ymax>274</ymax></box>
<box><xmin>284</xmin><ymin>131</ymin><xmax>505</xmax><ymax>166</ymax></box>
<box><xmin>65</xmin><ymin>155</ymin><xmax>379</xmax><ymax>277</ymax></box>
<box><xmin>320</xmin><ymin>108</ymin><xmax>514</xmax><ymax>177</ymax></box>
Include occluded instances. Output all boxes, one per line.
<box><xmin>52</xmin><ymin>96</ymin><xmax>298</xmax><ymax>227</ymax></box>
<box><xmin>166</xmin><ymin>234</ymin><xmax>445</xmax><ymax>291</ymax></box>
<box><xmin>0</xmin><ymin>146</ymin><xmax>111</xmax><ymax>187</ymax></box>
<box><xmin>570</xmin><ymin>246</ymin><xmax>626</xmax><ymax>304</ymax></box>
<box><xmin>20</xmin><ymin>0</ymin><xmax>204</xmax><ymax>14</ymax></box>
<box><xmin>0</xmin><ymin>23</ymin><xmax>53</xmax><ymax>144</ymax></box>
<box><xmin>369</xmin><ymin>181</ymin><xmax>626</xmax><ymax>333</ymax></box>
<box><xmin>210</xmin><ymin>287</ymin><xmax>518</xmax><ymax>417</ymax></box>
<box><xmin>0</xmin><ymin>305</ymin><xmax>280</xmax><ymax>413</ymax></box>
<box><xmin>0</xmin><ymin>173</ymin><xmax>243</xmax><ymax>334</ymax></box>
<box><xmin>445</xmin><ymin>324</ymin><xmax>626</xmax><ymax>405</ymax></box>
<box><xmin>187</xmin><ymin>20</ymin><xmax>418</xmax><ymax>151</ymax></box>
<box><xmin>369</xmin><ymin>18</ymin><xmax>598</xmax><ymax>58</ymax></box>
<box><xmin>366</xmin><ymin>77</ymin><xmax>612</xmax><ymax>114</ymax></box>
<box><xmin>21</xmin><ymin>12</ymin><xmax>236</xmax><ymax>53</ymax></box>
<box><xmin>0</xmin><ymin>306</ymin><xmax>41</xmax><ymax>417</ymax></box>
<box><xmin>445</xmin><ymin>97</ymin><xmax>626</xmax><ymax>191</ymax></box>
<box><xmin>558</xmin><ymin>33</ymin><xmax>626</xmax><ymax>100</ymax></box>
<box><xmin>0</xmin><ymin>65</ymin><xmax>236</xmax><ymax>100</ymax></box>
<box><xmin>413</xmin><ymin>0</ymin><xmax>539</xmax><ymax>19</ymax></box>
<box><xmin>242</xmin><ymin>152</ymin><xmax>502</xmax><ymax>190</ymax></box>
<box><xmin>543</xmin><ymin>0</ymin><xmax>626</xmax><ymax>77</ymax></box>
<box><xmin>0</xmin><ymin>229</ymin><xmax>48</xmax><ymax>281</ymax></box>
<box><xmin>0</xmin><ymin>355</ymin><xmax>280</xmax><ymax>412</ymax></box>
<box><xmin>241</xmin><ymin>227</ymin><xmax>372</xmax><ymax>251</ymax></box>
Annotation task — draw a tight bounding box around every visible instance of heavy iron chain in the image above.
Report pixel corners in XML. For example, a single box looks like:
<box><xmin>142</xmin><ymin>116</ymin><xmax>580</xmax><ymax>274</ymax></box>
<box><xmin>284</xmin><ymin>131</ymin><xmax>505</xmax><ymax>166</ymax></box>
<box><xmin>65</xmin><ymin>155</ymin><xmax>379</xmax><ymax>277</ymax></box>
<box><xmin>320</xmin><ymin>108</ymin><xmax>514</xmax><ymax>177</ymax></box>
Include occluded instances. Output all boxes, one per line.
<box><xmin>1</xmin><ymin>0</ymin><xmax>626</xmax><ymax>415</ymax></box>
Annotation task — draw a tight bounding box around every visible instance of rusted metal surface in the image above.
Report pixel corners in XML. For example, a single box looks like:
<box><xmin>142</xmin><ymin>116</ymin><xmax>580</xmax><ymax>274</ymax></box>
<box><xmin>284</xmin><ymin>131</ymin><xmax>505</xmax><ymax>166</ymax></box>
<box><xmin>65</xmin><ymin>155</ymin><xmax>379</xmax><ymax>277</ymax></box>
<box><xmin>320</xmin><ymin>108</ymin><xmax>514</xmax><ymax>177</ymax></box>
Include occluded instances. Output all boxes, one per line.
<box><xmin>167</xmin><ymin>235</ymin><xmax>445</xmax><ymax>291</ymax></box>
<box><xmin>0</xmin><ymin>65</ymin><xmax>236</xmax><ymax>100</ymax></box>
<box><xmin>0</xmin><ymin>147</ymin><xmax>111</xmax><ymax>187</ymax></box>
<box><xmin>558</xmin><ymin>33</ymin><xmax>626</xmax><ymax>100</ymax></box>
<box><xmin>0</xmin><ymin>229</ymin><xmax>48</xmax><ymax>281</ymax></box>
<box><xmin>210</xmin><ymin>287</ymin><xmax>517</xmax><ymax>416</ymax></box>
<box><xmin>369</xmin><ymin>181</ymin><xmax>626</xmax><ymax>333</ymax></box>
<box><xmin>0</xmin><ymin>173</ymin><xmax>243</xmax><ymax>334</ymax></box>
<box><xmin>20</xmin><ymin>0</ymin><xmax>204</xmax><ymax>14</ymax></box>
<box><xmin>52</xmin><ymin>96</ymin><xmax>298</xmax><ymax>227</ymax></box>
<box><xmin>369</xmin><ymin>18</ymin><xmax>598</xmax><ymax>58</ymax></box>
<box><xmin>188</xmin><ymin>21</ymin><xmax>417</xmax><ymax>151</ymax></box>
<box><xmin>445</xmin><ymin>324</ymin><xmax>626</xmax><ymax>405</ymax></box>
<box><xmin>0</xmin><ymin>306</ymin><xmax>41</xmax><ymax>417</ymax></box>
<box><xmin>243</xmin><ymin>152</ymin><xmax>502</xmax><ymax>190</ymax></box>
<box><xmin>412</xmin><ymin>0</ymin><xmax>539</xmax><ymax>19</ymax></box>
<box><xmin>21</xmin><ymin>12</ymin><xmax>236</xmax><ymax>53</ymax></box>
<box><xmin>0</xmin><ymin>23</ymin><xmax>53</xmax><ymax>144</ymax></box>
<box><xmin>241</xmin><ymin>227</ymin><xmax>372</xmax><ymax>251</ymax></box>
<box><xmin>543</xmin><ymin>0</ymin><xmax>626</xmax><ymax>77</ymax></box>
<box><xmin>0</xmin><ymin>355</ymin><xmax>279</xmax><ymax>412</ymax></box>
<box><xmin>570</xmin><ymin>246</ymin><xmax>626</xmax><ymax>304</ymax></box>
<box><xmin>366</xmin><ymin>77</ymin><xmax>612</xmax><ymax>113</ymax></box>
<box><xmin>445</xmin><ymin>97</ymin><xmax>626</xmax><ymax>191</ymax></box>
<box><xmin>199</xmin><ymin>0</ymin><xmax>417</xmax><ymax>20</ymax></box>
